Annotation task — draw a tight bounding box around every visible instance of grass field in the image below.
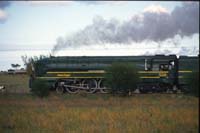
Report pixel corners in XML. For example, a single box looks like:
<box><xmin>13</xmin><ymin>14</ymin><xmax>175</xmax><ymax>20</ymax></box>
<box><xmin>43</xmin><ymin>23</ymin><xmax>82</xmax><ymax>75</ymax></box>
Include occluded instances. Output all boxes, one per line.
<box><xmin>0</xmin><ymin>74</ymin><xmax>29</xmax><ymax>93</ymax></box>
<box><xmin>0</xmin><ymin>74</ymin><xmax>199</xmax><ymax>133</ymax></box>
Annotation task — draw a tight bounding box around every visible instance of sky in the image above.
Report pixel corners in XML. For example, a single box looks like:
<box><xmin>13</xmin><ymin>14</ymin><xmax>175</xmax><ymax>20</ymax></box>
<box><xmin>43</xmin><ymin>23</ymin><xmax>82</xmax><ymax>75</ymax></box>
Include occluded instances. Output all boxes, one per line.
<box><xmin>0</xmin><ymin>1</ymin><xmax>199</xmax><ymax>70</ymax></box>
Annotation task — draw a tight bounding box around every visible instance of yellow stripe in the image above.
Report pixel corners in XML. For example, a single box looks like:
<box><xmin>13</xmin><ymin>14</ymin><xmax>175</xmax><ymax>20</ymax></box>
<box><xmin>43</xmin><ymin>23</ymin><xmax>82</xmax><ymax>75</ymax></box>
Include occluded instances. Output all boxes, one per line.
<box><xmin>159</xmin><ymin>73</ymin><xmax>167</xmax><ymax>77</ymax></box>
<box><xmin>57</xmin><ymin>74</ymin><xmax>71</xmax><ymax>77</ymax></box>
<box><xmin>39</xmin><ymin>76</ymin><xmax>160</xmax><ymax>79</ymax></box>
<box><xmin>48</xmin><ymin>70</ymin><xmax>169</xmax><ymax>74</ymax></box>
<box><xmin>138</xmin><ymin>71</ymin><xmax>168</xmax><ymax>74</ymax></box>
<box><xmin>48</xmin><ymin>70</ymin><xmax>193</xmax><ymax>74</ymax></box>
<box><xmin>47</xmin><ymin>71</ymin><xmax>105</xmax><ymax>74</ymax></box>
<box><xmin>140</xmin><ymin>76</ymin><xmax>160</xmax><ymax>79</ymax></box>
<box><xmin>37</xmin><ymin>77</ymin><xmax>104</xmax><ymax>79</ymax></box>
<box><xmin>178</xmin><ymin>70</ymin><xmax>192</xmax><ymax>73</ymax></box>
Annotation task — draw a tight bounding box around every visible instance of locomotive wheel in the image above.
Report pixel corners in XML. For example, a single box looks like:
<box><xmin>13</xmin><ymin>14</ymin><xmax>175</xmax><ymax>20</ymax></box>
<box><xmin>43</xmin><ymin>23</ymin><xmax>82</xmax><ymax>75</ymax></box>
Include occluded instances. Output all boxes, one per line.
<box><xmin>56</xmin><ymin>86</ymin><xmax>64</xmax><ymax>94</ymax></box>
<box><xmin>98</xmin><ymin>79</ymin><xmax>109</xmax><ymax>93</ymax></box>
<box><xmin>172</xmin><ymin>85</ymin><xmax>178</xmax><ymax>93</ymax></box>
<box><xmin>82</xmin><ymin>79</ymin><xmax>97</xmax><ymax>93</ymax></box>
<box><xmin>65</xmin><ymin>81</ymin><xmax>80</xmax><ymax>94</ymax></box>
<box><xmin>164</xmin><ymin>86</ymin><xmax>171</xmax><ymax>93</ymax></box>
<box><xmin>139</xmin><ymin>86</ymin><xmax>147</xmax><ymax>93</ymax></box>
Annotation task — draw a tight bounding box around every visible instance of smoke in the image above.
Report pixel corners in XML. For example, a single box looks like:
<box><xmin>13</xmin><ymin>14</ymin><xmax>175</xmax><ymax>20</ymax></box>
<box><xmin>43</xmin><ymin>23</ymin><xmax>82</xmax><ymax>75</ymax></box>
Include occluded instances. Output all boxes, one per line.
<box><xmin>143</xmin><ymin>43</ymin><xmax>199</xmax><ymax>56</ymax></box>
<box><xmin>0</xmin><ymin>1</ymin><xmax>11</xmax><ymax>23</ymax></box>
<box><xmin>52</xmin><ymin>2</ymin><xmax>199</xmax><ymax>54</ymax></box>
<box><xmin>178</xmin><ymin>46</ymin><xmax>199</xmax><ymax>56</ymax></box>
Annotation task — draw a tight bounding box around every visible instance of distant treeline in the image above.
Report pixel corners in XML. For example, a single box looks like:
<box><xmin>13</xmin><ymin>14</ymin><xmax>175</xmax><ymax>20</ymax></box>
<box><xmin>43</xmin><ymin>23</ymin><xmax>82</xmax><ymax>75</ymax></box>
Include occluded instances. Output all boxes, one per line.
<box><xmin>0</xmin><ymin>69</ymin><xmax>26</xmax><ymax>75</ymax></box>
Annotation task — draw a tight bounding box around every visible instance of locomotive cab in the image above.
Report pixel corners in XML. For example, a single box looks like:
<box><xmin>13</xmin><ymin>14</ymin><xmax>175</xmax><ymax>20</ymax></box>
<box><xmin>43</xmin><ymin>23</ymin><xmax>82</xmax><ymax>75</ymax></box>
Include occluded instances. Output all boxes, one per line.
<box><xmin>138</xmin><ymin>55</ymin><xmax>179</xmax><ymax>93</ymax></box>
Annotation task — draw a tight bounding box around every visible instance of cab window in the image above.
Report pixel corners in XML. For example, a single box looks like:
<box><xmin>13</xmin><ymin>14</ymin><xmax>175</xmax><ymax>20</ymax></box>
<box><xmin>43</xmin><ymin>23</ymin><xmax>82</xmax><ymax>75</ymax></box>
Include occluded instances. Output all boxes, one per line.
<box><xmin>152</xmin><ymin>64</ymin><xmax>159</xmax><ymax>71</ymax></box>
<box><xmin>159</xmin><ymin>64</ymin><xmax>169</xmax><ymax>71</ymax></box>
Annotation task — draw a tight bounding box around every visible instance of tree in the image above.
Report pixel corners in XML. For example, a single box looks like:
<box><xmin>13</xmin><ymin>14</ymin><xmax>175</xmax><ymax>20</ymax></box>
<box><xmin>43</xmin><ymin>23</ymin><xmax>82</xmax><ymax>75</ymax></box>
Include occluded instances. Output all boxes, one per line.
<box><xmin>31</xmin><ymin>79</ymin><xmax>50</xmax><ymax>98</ymax></box>
<box><xmin>21</xmin><ymin>55</ymin><xmax>34</xmax><ymax>76</ymax></box>
<box><xmin>21</xmin><ymin>55</ymin><xmax>49</xmax><ymax>76</ymax></box>
<box><xmin>104</xmin><ymin>62</ymin><xmax>140</xmax><ymax>95</ymax></box>
<box><xmin>11</xmin><ymin>64</ymin><xmax>20</xmax><ymax>70</ymax></box>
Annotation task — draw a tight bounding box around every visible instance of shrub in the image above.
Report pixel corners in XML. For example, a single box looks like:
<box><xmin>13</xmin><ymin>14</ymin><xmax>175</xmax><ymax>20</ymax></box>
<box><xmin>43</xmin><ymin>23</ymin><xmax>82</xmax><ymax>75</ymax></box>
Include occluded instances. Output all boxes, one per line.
<box><xmin>31</xmin><ymin>79</ymin><xmax>50</xmax><ymax>98</ymax></box>
<box><xmin>187</xmin><ymin>72</ymin><xmax>199</xmax><ymax>97</ymax></box>
<box><xmin>104</xmin><ymin>62</ymin><xmax>140</xmax><ymax>95</ymax></box>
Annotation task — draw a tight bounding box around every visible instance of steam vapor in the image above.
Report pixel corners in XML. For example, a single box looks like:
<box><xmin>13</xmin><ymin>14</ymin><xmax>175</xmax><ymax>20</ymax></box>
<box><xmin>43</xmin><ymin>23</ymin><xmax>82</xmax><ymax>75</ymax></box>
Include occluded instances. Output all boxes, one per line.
<box><xmin>52</xmin><ymin>2</ymin><xmax>199</xmax><ymax>55</ymax></box>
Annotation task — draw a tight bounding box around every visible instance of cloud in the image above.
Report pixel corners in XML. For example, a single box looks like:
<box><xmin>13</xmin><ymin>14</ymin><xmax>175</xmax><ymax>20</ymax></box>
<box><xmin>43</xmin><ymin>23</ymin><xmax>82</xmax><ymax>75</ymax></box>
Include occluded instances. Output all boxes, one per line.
<box><xmin>77</xmin><ymin>1</ymin><xmax>127</xmax><ymax>5</ymax></box>
<box><xmin>26</xmin><ymin>1</ymin><xmax>73</xmax><ymax>6</ymax></box>
<box><xmin>25</xmin><ymin>1</ymin><xmax>126</xmax><ymax>6</ymax></box>
<box><xmin>0</xmin><ymin>9</ymin><xmax>7</xmax><ymax>22</ymax></box>
<box><xmin>52</xmin><ymin>2</ymin><xmax>199</xmax><ymax>54</ymax></box>
<box><xmin>143</xmin><ymin>4</ymin><xmax>169</xmax><ymax>14</ymax></box>
<box><xmin>0</xmin><ymin>1</ymin><xmax>10</xmax><ymax>23</ymax></box>
<box><xmin>0</xmin><ymin>1</ymin><xmax>10</xmax><ymax>9</ymax></box>
<box><xmin>77</xmin><ymin>1</ymin><xmax>105</xmax><ymax>5</ymax></box>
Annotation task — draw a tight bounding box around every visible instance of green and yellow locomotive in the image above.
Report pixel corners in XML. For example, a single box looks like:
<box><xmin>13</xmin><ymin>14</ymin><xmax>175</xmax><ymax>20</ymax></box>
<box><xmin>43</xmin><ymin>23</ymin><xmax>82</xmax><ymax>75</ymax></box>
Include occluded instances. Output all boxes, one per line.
<box><xmin>30</xmin><ymin>55</ymin><xmax>199</xmax><ymax>93</ymax></box>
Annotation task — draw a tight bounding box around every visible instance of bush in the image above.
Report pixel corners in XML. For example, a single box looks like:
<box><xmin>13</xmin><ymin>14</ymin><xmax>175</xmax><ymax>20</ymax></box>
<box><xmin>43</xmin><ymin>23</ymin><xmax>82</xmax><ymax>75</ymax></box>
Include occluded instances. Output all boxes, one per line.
<box><xmin>104</xmin><ymin>62</ymin><xmax>140</xmax><ymax>95</ymax></box>
<box><xmin>187</xmin><ymin>72</ymin><xmax>199</xmax><ymax>97</ymax></box>
<box><xmin>31</xmin><ymin>79</ymin><xmax>50</xmax><ymax>98</ymax></box>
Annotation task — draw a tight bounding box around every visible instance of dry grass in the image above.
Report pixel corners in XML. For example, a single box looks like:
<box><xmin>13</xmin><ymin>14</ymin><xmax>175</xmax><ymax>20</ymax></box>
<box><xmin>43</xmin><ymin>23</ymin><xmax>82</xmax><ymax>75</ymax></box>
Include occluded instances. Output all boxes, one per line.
<box><xmin>0</xmin><ymin>74</ymin><xmax>29</xmax><ymax>93</ymax></box>
<box><xmin>0</xmin><ymin>74</ymin><xmax>199</xmax><ymax>132</ymax></box>
<box><xmin>0</xmin><ymin>93</ymin><xmax>199</xmax><ymax>133</ymax></box>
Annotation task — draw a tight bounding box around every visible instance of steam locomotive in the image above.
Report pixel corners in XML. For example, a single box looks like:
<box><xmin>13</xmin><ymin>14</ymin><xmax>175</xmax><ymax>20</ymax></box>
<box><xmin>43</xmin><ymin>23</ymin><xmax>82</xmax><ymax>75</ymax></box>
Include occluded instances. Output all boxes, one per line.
<box><xmin>30</xmin><ymin>55</ymin><xmax>199</xmax><ymax>94</ymax></box>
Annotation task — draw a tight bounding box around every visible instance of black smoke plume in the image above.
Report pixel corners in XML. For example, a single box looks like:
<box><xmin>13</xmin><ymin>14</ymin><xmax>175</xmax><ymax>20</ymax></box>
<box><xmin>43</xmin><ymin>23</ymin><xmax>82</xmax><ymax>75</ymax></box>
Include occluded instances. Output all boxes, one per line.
<box><xmin>52</xmin><ymin>2</ymin><xmax>199</xmax><ymax>54</ymax></box>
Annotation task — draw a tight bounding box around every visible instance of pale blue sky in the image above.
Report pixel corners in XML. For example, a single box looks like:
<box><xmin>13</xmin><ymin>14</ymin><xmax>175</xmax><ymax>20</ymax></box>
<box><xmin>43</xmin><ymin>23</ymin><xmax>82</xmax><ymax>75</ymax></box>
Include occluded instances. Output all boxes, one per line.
<box><xmin>0</xmin><ymin>1</ymin><xmax>199</xmax><ymax>70</ymax></box>
<box><xmin>0</xmin><ymin>1</ymin><xmax>181</xmax><ymax>49</ymax></box>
